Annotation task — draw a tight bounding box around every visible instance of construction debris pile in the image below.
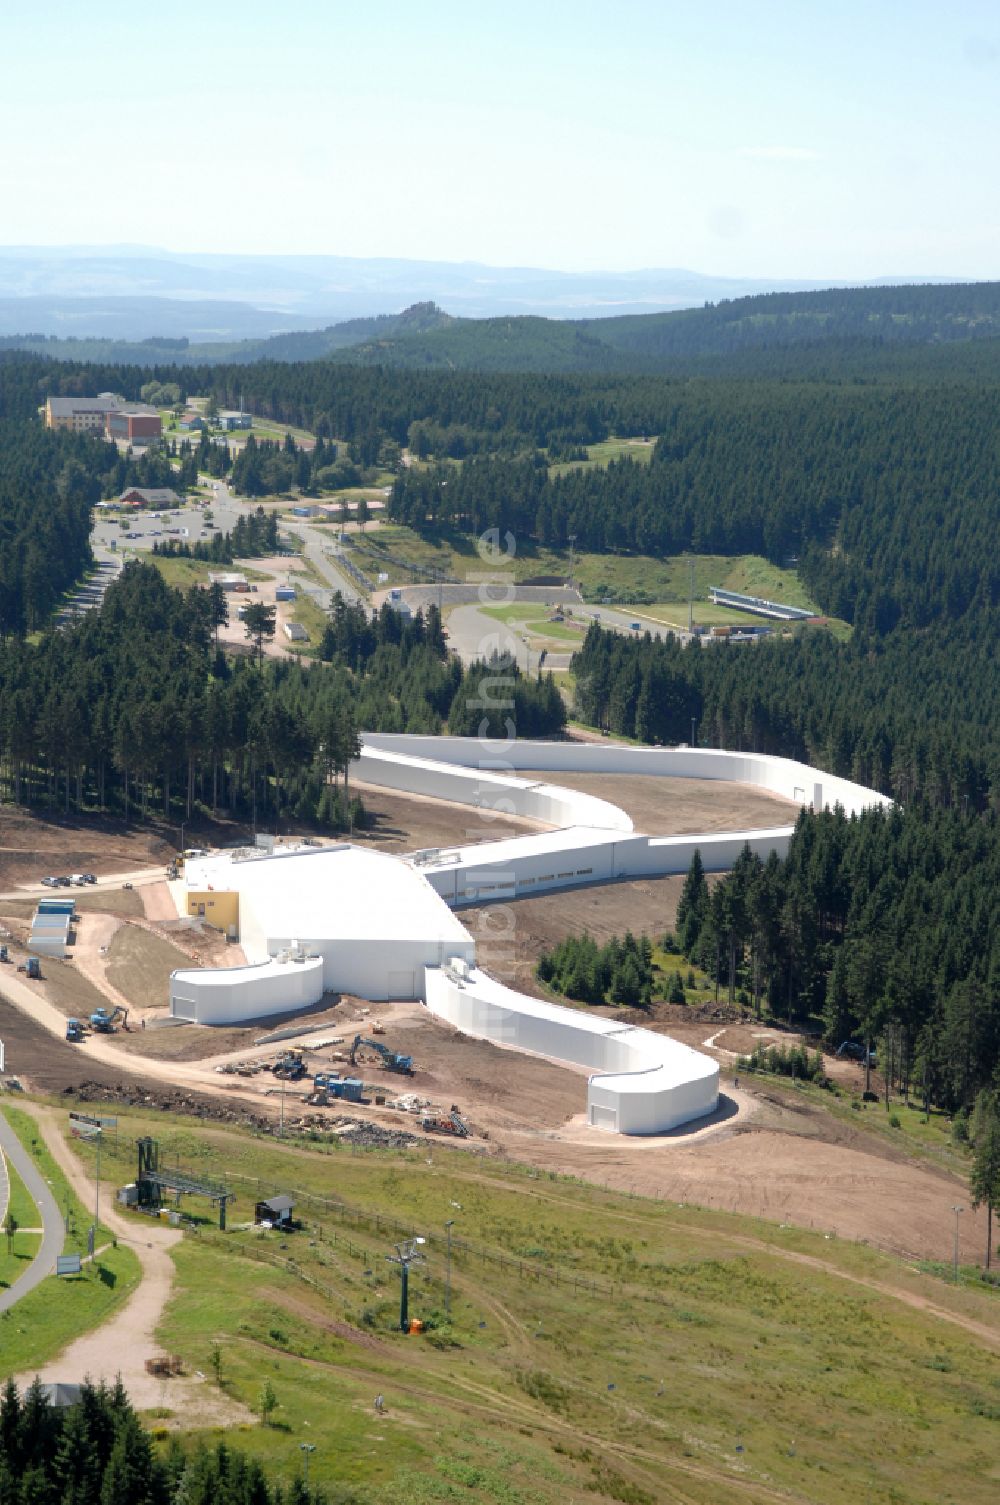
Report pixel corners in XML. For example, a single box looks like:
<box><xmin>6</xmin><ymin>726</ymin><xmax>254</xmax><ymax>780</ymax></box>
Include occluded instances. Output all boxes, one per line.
<box><xmin>64</xmin><ymin>1081</ymin><xmax>276</xmax><ymax>1130</ymax></box>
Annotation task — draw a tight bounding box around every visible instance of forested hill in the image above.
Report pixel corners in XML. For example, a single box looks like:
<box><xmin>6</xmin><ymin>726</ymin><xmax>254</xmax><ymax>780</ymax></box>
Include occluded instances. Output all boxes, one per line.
<box><xmin>3</xmin><ymin>280</ymin><xmax>1000</xmax><ymax>371</ymax></box>
<box><xmin>322</xmin><ymin>280</ymin><xmax>1000</xmax><ymax>372</ymax></box>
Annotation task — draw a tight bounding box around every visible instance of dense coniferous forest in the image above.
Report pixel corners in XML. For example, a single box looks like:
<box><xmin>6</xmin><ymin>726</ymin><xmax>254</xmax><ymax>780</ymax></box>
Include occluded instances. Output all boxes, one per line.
<box><xmin>1</xmin><ymin>320</ymin><xmax>998</xmax><ymax>1105</ymax></box>
<box><xmin>0</xmin><ymin>564</ymin><xmax>563</xmax><ymax>829</ymax></box>
<box><xmin>537</xmin><ymin>931</ymin><xmax>656</xmax><ymax>1007</ymax></box>
<box><xmin>390</xmin><ymin>383</ymin><xmax>1000</xmax><ymax>632</ymax></box>
<box><xmin>0</xmin><ymin>1378</ymin><xmax>335</xmax><ymax>1505</ymax></box>
<box><xmin>152</xmin><ymin>505</ymin><xmax>279</xmax><ymax>564</ymax></box>
<box><xmin>0</xmin><ymin>420</ymin><xmax>97</xmax><ymax>633</ymax></box>
<box><xmin>674</xmin><ymin>814</ymin><xmax>1000</xmax><ymax>1115</ymax></box>
<box><xmin>5</xmin><ymin>279</ymin><xmax>1000</xmax><ymax>371</ymax></box>
<box><xmin>573</xmin><ymin>624</ymin><xmax>999</xmax><ymax>812</ymax></box>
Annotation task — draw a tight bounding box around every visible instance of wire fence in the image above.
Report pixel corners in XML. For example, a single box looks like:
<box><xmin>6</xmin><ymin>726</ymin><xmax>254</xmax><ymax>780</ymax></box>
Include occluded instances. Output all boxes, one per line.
<box><xmin>96</xmin><ymin>1128</ymin><xmax>941</xmax><ymax>1291</ymax></box>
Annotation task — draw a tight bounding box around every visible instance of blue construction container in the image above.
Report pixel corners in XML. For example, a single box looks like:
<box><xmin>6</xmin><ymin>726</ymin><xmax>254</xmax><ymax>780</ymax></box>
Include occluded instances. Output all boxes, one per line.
<box><xmin>314</xmin><ymin>1073</ymin><xmax>364</xmax><ymax>1102</ymax></box>
<box><xmin>37</xmin><ymin>899</ymin><xmax>76</xmax><ymax>915</ymax></box>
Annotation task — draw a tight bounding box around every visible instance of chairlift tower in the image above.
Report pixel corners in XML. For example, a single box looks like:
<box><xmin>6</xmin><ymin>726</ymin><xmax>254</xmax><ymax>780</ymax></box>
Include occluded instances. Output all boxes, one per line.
<box><xmin>386</xmin><ymin>1236</ymin><xmax>426</xmax><ymax>1332</ymax></box>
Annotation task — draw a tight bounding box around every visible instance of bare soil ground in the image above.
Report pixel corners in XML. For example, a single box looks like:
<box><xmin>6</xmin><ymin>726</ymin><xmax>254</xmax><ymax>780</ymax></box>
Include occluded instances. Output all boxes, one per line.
<box><xmin>509</xmin><ymin>1120</ymin><xmax>989</xmax><ymax>1263</ymax></box>
<box><xmin>461</xmin><ymin>875</ymin><xmax>691</xmax><ymax>994</ymax></box>
<box><xmin>3</xmin><ymin>983</ymin><xmax>986</xmax><ymax>1261</ymax></box>
<box><xmin>215</xmin><ymin>554</ymin><xmax>313</xmax><ymax>661</ymax></box>
<box><xmin>141</xmin><ymin>881</ymin><xmax>177</xmax><ymax>922</ymax></box>
<box><xmin>22</xmin><ymin>956</ymin><xmax>114</xmax><ymax>1021</ymax></box>
<box><xmin>0</xmin><ymin>891</ymin><xmax>146</xmax><ymax>920</ymax></box>
<box><xmin>519</xmin><ymin>770</ymin><xmax>799</xmax><ymax>833</ymax></box>
<box><xmin>106</xmin><ymin>927</ymin><xmax>195</xmax><ymax>1013</ymax></box>
<box><xmin>0</xmin><ymin>808</ymin><xmax>174</xmax><ymax>890</ymax></box>
<box><xmin>0</xmin><ymin>785</ymin><xmax>987</xmax><ymax>1267</ymax></box>
<box><xmin>109</xmin><ymin>998</ymin><xmax>347</xmax><ymax>1063</ymax></box>
<box><xmin>350</xmin><ymin>787</ymin><xmax>536</xmax><ymax>853</ymax></box>
<box><xmin>352</xmin><ymin>1000</ymin><xmax>587</xmax><ymax>1135</ymax></box>
<box><xmin>0</xmin><ymin>785</ymin><xmax>526</xmax><ymax>901</ymax></box>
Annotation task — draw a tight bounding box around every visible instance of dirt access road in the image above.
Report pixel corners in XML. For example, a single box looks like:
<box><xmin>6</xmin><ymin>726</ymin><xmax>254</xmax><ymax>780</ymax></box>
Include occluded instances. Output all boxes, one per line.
<box><xmin>11</xmin><ymin>1101</ymin><xmax>249</xmax><ymax>1422</ymax></box>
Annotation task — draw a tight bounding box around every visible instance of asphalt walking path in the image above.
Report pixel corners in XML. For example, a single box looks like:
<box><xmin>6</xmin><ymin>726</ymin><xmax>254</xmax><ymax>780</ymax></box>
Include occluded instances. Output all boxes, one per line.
<box><xmin>0</xmin><ymin>1107</ymin><xmax>64</xmax><ymax>1313</ymax></box>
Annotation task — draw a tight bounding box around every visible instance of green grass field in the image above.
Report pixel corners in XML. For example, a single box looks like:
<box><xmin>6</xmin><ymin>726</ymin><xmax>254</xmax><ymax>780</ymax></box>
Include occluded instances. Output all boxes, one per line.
<box><xmin>478</xmin><ymin>603</ymin><xmax>590</xmax><ymax>648</ymax></box>
<box><xmin>362</xmin><ymin>527</ymin><xmax>849</xmax><ymax>633</ymax></box>
<box><xmin>288</xmin><ymin>592</ymin><xmax>328</xmax><ymax>650</ymax></box>
<box><xmin>47</xmin><ymin>1100</ymin><xmax>1000</xmax><ymax>1504</ymax></box>
<box><xmin>150</xmin><ymin>557</ymin><xmax>272</xmax><ymax>589</ymax></box>
<box><xmin>548</xmin><ymin>435</ymin><xmax>657</xmax><ymax>478</ymax></box>
<box><xmin>2</xmin><ymin>1154</ymin><xmax>38</xmax><ymax>1228</ymax></box>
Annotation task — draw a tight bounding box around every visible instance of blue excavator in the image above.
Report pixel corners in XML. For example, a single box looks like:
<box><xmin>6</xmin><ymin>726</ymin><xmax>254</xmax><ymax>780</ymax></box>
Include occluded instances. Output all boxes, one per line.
<box><xmin>349</xmin><ymin>1035</ymin><xmax>413</xmax><ymax>1075</ymax></box>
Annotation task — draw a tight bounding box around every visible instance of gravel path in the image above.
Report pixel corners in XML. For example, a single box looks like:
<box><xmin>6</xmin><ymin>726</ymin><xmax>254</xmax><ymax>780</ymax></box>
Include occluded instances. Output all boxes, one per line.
<box><xmin>12</xmin><ymin>1102</ymin><xmax>250</xmax><ymax>1421</ymax></box>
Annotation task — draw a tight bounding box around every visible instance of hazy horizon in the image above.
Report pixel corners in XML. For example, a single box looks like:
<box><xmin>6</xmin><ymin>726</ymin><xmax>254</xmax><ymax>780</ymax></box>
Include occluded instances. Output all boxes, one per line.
<box><xmin>3</xmin><ymin>2</ymin><xmax>999</xmax><ymax>280</ymax></box>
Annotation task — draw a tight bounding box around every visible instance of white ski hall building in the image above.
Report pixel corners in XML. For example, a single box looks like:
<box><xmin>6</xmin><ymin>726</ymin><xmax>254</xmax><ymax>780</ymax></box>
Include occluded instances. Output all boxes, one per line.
<box><xmin>169</xmin><ymin>738</ymin><xmax>890</xmax><ymax>1136</ymax></box>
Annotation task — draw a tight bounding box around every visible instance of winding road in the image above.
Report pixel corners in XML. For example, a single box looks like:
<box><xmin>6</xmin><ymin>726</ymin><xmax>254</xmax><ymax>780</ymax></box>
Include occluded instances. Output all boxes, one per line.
<box><xmin>0</xmin><ymin>1108</ymin><xmax>64</xmax><ymax>1314</ymax></box>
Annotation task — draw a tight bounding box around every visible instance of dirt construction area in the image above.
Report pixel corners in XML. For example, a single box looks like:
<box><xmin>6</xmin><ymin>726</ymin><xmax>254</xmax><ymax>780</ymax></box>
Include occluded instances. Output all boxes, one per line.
<box><xmin>0</xmin><ymin>778</ymin><xmax>990</xmax><ymax>1271</ymax></box>
<box><xmin>0</xmin><ymin>807</ymin><xmax>174</xmax><ymax>890</ymax></box>
<box><xmin>520</xmin><ymin>769</ymin><xmax>799</xmax><ymax>833</ymax></box>
<box><xmin>463</xmin><ymin>876</ymin><xmax>690</xmax><ymax>995</ymax></box>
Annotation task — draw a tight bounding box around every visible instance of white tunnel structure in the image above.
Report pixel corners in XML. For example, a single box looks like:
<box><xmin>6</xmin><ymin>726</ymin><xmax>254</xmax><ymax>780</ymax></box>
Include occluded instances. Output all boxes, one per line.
<box><xmin>173</xmin><ymin>737</ymin><xmax>889</xmax><ymax>1134</ymax></box>
<box><xmin>425</xmin><ymin>961</ymin><xmax>720</xmax><ymax>1134</ymax></box>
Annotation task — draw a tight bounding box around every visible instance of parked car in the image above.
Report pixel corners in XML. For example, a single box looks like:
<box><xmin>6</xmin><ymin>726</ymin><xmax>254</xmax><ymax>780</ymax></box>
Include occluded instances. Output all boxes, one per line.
<box><xmin>55</xmin><ymin>876</ymin><xmax>73</xmax><ymax>887</ymax></box>
<box><xmin>40</xmin><ymin>875</ymin><xmax>60</xmax><ymax>887</ymax></box>
<box><xmin>83</xmin><ymin>873</ymin><xmax>97</xmax><ymax>884</ymax></box>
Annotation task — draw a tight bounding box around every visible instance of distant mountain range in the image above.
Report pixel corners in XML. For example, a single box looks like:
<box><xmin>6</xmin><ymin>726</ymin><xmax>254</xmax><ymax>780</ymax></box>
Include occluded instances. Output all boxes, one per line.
<box><xmin>0</xmin><ymin>244</ymin><xmax>965</xmax><ymax>340</ymax></box>
<box><xmin>2</xmin><ymin>278</ymin><xmax>999</xmax><ymax>376</ymax></box>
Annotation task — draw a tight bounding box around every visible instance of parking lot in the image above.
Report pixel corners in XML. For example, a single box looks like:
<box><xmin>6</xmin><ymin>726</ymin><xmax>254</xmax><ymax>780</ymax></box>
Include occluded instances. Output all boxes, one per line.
<box><xmin>90</xmin><ymin>480</ymin><xmax>250</xmax><ymax>560</ymax></box>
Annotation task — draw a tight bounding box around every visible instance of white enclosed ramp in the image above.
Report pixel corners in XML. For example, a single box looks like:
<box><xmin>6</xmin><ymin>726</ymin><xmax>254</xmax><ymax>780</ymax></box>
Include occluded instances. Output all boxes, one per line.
<box><xmin>170</xmin><ymin>954</ymin><xmax>325</xmax><ymax>1025</ymax></box>
<box><xmin>425</xmin><ymin>962</ymin><xmax>719</xmax><ymax>1134</ymax></box>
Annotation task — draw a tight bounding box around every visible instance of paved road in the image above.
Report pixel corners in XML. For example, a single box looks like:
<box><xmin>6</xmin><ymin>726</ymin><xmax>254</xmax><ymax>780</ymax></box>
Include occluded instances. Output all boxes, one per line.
<box><xmin>443</xmin><ymin>597</ymin><xmax>690</xmax><ymax>671</ymax></box>
<box><xmin>281</xmin><ymin>518</ymin><xmax>366</xmax><ymax>607</ymax></box>
<box><xmin>0</xmin><ymin>1107</ymin><xmax>64</xmax><ymax>1313</ymax></box>
<box><xmin>55</xmin><ymin>558</ymin><xmax>123</xmax><ymax>626</ymax></box>
<box><xmin>0</xmin><ymin>866</ymin><xmax>167</xmax><ymax>903</ymax></box>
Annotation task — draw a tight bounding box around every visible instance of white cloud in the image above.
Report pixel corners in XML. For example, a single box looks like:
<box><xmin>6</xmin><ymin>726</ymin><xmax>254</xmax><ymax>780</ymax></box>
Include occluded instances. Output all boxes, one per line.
<box><xmin>738</xmin><ymin>146</ymin><xmax>820</xmax><ymax>162</ymax></box>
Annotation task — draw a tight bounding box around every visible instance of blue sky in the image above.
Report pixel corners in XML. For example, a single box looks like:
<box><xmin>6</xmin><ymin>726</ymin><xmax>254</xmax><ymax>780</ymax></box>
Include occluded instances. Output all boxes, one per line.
<box><xmin>2</xmin><ymin>0</ymin><xmax>998</xmax><ymax>276</ymax></box>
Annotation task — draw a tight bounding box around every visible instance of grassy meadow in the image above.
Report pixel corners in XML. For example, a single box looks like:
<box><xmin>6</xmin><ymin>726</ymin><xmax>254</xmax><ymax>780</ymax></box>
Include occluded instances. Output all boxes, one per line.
<box><xmin>44</xmin><ymin>1100</ymin><xmax>1000</xmax><ymax>1505</ymax></box>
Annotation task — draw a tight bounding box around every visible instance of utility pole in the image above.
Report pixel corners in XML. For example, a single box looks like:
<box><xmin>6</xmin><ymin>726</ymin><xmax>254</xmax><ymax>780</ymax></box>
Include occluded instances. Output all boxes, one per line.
<box><xmin>280</xmin><ymin>1074</ymin><xmax>285</xmax><ymax>1138</ymax></box>
<box><xmin>952</xmin><ymin>1204</ymin><xmax>964</xmax><ymax>1283</ymax></box>
<box><xmin>94</xmin><ymin>1125</ymin><xmax>102</xmax><ymax>1236</ymax></box>
<box><xmin>567</xmin><ymin>534</ymin><xmax>576</xmax><ymax>592</ymax></box>
<box><xmin>688</xmin><ymin>554</ymin><xmax>695</xmax><ymax>634</ymax></box>
<box><xmin>445</xmin><ymin>1219</ymin><xmax>455</xmax><ymax>1317</ymax></box>
<box><xmin>299</xmin><ymin>1443</ymin><xmax>316</xmax><ymax>1489</ymax></box>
